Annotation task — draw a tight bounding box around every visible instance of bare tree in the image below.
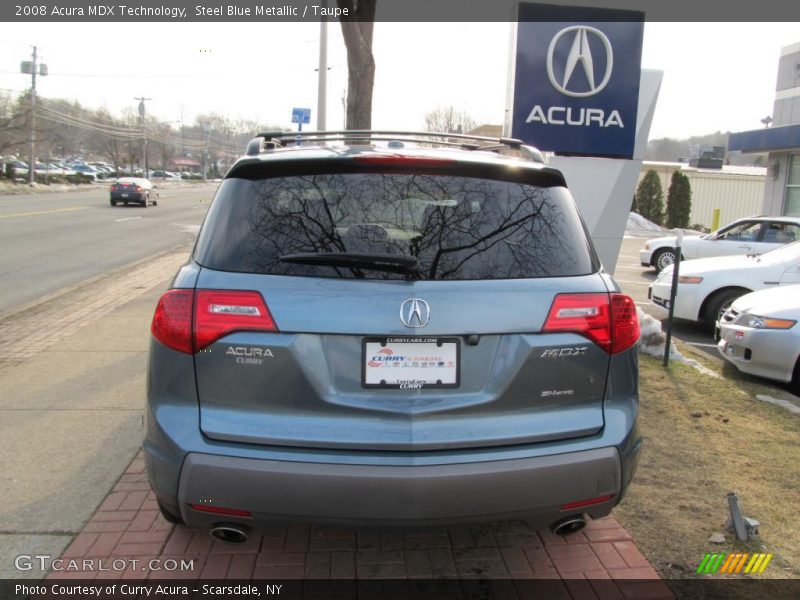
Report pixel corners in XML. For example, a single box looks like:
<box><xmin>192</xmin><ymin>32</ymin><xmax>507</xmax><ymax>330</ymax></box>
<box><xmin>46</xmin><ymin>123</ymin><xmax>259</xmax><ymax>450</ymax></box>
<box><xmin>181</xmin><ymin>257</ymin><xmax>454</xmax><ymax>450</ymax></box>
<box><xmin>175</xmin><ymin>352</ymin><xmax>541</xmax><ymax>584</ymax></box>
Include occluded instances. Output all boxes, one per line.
<box><xmin>0</xmin><ymin>92</ymin><xmax>28</xmax><ymax>156</ymax></box>
<box><xmin>424</xmin><ymin>105</ymin><xmax>478</xmax><ymax>134</ymax></box>
<box><xmin>337</xmin><ymin>0</ymin><xmax>377</xmax><ymax>130</ymax></box>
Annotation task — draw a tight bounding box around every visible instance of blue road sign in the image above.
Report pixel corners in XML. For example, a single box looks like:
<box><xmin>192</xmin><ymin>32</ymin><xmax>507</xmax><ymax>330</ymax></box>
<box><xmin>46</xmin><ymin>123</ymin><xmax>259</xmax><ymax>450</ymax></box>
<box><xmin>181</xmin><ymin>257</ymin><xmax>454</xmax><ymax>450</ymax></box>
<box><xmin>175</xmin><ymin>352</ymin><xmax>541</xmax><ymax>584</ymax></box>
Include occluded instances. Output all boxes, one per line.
<box><xmin>511</xmin><ymin>3</ymin><xmax>644</xmax><ymax>158</ymax></box>
<box><xmin>291</xmin><ymin>108</ymin><xmax>311</xmax><ymax>124</ymax></box>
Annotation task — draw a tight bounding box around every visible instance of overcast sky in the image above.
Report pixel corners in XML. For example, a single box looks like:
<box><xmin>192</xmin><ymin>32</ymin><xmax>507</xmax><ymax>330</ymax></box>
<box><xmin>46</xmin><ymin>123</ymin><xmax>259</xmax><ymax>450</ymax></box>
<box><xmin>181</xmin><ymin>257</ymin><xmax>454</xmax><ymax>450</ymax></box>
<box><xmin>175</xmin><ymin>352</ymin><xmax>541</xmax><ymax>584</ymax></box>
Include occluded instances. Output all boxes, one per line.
<box><xmin>0</xmin><ymin>21</ymin><xmax>798</xmax><ymax>141</ymax></box>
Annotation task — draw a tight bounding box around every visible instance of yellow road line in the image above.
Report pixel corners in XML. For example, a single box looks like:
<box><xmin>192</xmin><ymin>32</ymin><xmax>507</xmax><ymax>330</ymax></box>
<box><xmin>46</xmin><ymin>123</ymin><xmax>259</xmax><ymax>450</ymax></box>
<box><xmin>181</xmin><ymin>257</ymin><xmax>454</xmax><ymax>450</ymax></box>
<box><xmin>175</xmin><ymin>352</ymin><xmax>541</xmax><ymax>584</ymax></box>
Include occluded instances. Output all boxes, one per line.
<box><xmin>0</xmin><ymin>206</ymin><xmax>89</xmax><ymax>220</ymax></box>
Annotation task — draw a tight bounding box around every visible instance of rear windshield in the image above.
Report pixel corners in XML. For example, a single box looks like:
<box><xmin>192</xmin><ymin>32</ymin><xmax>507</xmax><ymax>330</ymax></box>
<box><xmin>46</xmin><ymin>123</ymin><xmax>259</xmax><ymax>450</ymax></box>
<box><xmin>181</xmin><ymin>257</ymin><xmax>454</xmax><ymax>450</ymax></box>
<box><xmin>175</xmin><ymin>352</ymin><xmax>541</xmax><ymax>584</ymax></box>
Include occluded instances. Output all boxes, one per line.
<box><xmin>194</xmin><ymin>173</ymin><xmax>597</xmax><ymax>280</ymax></box>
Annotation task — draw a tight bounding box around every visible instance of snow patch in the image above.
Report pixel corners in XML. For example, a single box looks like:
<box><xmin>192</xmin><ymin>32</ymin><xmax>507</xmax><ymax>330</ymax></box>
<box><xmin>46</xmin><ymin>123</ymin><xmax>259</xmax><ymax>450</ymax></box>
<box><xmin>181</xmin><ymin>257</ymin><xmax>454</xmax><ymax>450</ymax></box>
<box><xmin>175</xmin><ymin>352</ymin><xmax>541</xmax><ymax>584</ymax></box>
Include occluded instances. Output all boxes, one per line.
<box><xmin>637</xmin><ymin>308</ymin><xmax>720</xmax><ymax>378</ymax></box>
<box><xmin>627</xmin><ymin>212</ymin><xmax>665</xmax><ymax>235</ymax></box>
<box><xmin>755</xmin><ymin>395</ymin><xmax>800</xmax><ymax>415</ymax></box>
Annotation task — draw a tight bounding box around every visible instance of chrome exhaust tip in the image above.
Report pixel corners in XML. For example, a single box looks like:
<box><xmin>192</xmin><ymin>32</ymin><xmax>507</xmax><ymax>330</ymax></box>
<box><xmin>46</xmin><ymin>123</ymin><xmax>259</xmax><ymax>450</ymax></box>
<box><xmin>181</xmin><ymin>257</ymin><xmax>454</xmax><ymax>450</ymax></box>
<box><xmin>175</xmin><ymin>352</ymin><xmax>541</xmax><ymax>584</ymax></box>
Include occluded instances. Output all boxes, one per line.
<box><xmin>209</xmin><ymin>524</ymin><xmax>249</xmax><ymax>544</ymax></box>
<box><xmin>550</xmin><ymin>515</ymin><xmax>587</xmax><ymax>536</ymax></box>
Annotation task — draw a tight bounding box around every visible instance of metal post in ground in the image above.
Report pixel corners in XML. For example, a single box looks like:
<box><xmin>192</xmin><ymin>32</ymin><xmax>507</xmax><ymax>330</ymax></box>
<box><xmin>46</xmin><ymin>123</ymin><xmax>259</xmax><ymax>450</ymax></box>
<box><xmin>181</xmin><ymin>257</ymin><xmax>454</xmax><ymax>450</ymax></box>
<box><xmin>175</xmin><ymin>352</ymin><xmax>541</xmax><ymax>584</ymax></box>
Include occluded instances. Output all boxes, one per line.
<box><xmin>663</xmin><ymin>229</ymin><xmax>683</xmax><ymax>366</ymax></box>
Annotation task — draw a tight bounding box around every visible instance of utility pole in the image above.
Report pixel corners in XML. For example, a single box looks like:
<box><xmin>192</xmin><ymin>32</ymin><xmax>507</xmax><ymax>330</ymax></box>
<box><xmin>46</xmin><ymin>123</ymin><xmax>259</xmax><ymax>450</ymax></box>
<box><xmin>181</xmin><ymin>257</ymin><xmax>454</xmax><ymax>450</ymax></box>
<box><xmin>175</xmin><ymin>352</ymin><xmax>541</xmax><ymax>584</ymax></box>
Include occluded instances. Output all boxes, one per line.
<box><xmin>179</xmin><ymin>104</ymin><xmax>185</xmax><ymax>157</ymax></box>
<box><xmin>21</xmin><ymin>46</ymin><xmax>47</xmax><ymax>184</ymax></box>
<box><xmin>135</xmin><ymin>96</ymin><xmax>151</xmax><ymax>177</ymax></box>
<box><xmin>202</xmin><ymin>123</ymin><xmax>210</xmax><ymax>182</ymax></box>
<box><xmin>316</xmin><ymin>2</ymin><xmax>328</xmax><ymax>131</ymax></box>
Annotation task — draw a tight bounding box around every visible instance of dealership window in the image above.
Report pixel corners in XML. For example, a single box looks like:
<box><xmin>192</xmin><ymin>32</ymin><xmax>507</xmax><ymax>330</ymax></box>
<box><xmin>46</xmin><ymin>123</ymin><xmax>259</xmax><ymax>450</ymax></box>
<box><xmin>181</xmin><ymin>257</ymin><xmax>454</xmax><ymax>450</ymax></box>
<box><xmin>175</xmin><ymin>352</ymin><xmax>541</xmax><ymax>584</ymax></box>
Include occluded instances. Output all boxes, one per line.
<box><xmin>785</xmin><ymin>154</ymin><xmax>800</xmax><ymax>217</ymax></box>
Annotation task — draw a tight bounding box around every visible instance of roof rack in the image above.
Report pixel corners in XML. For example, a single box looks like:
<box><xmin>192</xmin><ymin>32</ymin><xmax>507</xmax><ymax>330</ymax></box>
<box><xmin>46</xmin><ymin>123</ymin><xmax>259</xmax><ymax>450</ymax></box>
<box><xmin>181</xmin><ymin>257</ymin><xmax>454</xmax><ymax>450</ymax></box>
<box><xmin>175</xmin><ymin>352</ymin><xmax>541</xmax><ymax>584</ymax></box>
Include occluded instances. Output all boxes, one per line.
<box><xmin>244</xmin><ymin>130</ymin><xmax>544</xmax><ymax>163</ymax></box>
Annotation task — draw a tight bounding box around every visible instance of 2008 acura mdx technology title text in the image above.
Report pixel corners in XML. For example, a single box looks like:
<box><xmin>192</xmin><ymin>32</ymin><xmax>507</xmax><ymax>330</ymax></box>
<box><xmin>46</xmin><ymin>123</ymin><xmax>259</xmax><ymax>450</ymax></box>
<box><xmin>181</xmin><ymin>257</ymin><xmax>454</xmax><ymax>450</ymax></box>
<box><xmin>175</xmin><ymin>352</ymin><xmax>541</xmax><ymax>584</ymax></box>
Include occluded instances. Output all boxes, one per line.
<box><xmin>144</xmin><ymin>130</ymin><xmax>641</xmax><ymax>543</ymax></box>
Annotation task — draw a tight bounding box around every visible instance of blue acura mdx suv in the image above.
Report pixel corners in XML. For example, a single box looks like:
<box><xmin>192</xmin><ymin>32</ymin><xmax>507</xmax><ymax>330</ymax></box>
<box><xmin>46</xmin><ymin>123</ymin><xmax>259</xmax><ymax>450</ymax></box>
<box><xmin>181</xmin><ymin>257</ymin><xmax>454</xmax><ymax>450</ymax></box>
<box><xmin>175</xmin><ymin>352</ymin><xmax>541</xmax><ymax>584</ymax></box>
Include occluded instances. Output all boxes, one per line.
<box><xmin>144</xmin><ymin>131</ymin><xmax>641</xmax><ymax>543</ymax></box>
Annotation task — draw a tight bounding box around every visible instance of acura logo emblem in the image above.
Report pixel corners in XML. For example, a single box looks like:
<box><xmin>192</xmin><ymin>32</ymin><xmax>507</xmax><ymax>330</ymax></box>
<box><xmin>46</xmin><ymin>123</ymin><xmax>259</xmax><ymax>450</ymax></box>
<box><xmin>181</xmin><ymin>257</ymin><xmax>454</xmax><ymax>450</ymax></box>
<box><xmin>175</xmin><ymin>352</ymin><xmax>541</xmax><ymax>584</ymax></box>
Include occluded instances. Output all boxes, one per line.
<box><xmin>546</xmin><ymin>25</ymin><xmax>613</xmax><ymax>98</ymax></box>
<box><xmin>400</xmin><ymin>298</ymin><xmax>430</xmax><ymax>328</ymax></box>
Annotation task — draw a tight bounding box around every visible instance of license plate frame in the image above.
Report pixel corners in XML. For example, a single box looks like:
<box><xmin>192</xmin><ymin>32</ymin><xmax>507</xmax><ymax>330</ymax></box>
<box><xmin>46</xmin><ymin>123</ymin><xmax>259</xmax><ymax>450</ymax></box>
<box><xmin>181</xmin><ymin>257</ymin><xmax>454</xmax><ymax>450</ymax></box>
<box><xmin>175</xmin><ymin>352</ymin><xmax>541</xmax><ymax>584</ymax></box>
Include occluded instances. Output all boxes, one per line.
<box><xmin>361</xmin><ymin>337</ymin><xmax>460</xmax><ymax>389</ymax></box>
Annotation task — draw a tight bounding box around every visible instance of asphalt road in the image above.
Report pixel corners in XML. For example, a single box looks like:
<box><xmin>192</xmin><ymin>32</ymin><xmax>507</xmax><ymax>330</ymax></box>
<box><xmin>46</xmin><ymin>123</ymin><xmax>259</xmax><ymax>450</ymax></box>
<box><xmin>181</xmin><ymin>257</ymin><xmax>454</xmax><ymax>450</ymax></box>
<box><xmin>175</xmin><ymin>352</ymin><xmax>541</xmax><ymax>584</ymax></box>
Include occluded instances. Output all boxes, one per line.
<box><xmin>0</xmin><ymin>183</ymin><xmax>215</xmax><ymax>316</ymax></box>
<box><xmin>614</xmin><ymin>234</ymin><xmax>722</xmax><ymax>355</ymax></box>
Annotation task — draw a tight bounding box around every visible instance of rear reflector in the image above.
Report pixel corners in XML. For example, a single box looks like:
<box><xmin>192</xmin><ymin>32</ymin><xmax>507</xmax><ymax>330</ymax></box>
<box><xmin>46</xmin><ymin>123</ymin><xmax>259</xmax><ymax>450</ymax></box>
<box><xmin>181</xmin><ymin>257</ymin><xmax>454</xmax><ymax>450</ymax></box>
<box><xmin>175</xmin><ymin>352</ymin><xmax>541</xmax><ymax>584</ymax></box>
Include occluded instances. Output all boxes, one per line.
<box><xmin>189</xmin><ymin>504</ymin><xmax>252</xmax><ymax>518</ymax></box>
<box><xmin>561</xmin><ymin>494</ymin><xmax>615</xmax><ymax>511</ymax></box>
<box><xmin>543</xmin><ymin>293</ymin><xmax>640</xmax><ymax>354</ymax></box>
<box><xmin>194</xmin><ymin>290</ymin><xmax>277</xmax><ymax>351</ymax></box>
<box><xmin>151</xmin><ymin>289</ymin><xmax>278</xmax><ymax>354</ymax></box>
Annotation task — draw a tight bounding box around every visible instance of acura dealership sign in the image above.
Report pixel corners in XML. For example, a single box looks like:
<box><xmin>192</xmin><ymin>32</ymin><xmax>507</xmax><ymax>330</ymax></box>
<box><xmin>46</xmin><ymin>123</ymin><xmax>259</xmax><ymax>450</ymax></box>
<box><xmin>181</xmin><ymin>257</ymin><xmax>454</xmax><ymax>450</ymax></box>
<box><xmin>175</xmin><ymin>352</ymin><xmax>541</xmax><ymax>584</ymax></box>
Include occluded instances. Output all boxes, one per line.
<box><xmin>512</xmin><ymin>3</ymin><xmax>644</xmax><ymax>158</ymax></box>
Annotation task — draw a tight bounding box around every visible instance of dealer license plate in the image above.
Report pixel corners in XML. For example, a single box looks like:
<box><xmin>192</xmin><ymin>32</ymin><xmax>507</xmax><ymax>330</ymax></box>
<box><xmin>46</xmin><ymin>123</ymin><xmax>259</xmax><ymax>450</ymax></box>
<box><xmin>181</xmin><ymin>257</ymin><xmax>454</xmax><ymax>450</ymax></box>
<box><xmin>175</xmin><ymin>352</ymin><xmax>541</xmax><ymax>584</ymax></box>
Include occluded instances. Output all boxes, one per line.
<box><xmin>362</xmin><ymin>337</ymin><xmax>460</xmax><ymax>389</ymax></box>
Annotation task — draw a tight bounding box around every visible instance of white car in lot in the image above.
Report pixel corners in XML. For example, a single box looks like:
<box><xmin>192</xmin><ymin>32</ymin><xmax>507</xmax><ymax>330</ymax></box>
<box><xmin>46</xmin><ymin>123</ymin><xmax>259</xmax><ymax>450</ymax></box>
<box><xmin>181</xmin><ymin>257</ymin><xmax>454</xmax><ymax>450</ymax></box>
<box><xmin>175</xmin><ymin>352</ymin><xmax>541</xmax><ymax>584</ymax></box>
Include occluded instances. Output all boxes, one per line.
<box><xmin>717</xmin><ymin>285</ymin><xmax>800</xmax><ymax>392</ymax></box>
<box><xmin>640</xmin><ymin>216</ymin><xmax>800</xmax><ymax>273</ymax></box>
<box><xmin>649</xmin><ymin>241</ymin><xmax>800</xmax><ymax>330</ymax></box>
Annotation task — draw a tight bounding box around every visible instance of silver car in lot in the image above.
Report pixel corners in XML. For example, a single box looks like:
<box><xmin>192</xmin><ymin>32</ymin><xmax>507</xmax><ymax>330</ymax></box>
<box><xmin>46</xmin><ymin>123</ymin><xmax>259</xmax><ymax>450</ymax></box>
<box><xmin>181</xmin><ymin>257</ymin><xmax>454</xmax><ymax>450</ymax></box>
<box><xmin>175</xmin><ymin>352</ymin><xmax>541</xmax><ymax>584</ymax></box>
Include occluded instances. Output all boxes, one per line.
<box><xmin>145</xmin><ymin>131</ymin><xmax>642</xmax><ymax>543</ymax></box>
<box><xmin>717</xmin><ymin>285</ymin><xmax>800</xmax><ymax>392</ymax></box>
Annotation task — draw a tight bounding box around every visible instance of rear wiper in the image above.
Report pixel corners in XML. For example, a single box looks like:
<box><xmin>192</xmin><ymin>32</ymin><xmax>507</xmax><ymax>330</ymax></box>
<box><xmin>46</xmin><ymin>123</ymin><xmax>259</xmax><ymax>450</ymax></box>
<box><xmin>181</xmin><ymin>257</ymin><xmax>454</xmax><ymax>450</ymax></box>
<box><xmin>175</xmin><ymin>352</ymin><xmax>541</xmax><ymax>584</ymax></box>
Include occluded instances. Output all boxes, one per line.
<box><xmin>279</xmin><ymin>252</ymin><xmax>420</xmax><ymax>276</ymax></box>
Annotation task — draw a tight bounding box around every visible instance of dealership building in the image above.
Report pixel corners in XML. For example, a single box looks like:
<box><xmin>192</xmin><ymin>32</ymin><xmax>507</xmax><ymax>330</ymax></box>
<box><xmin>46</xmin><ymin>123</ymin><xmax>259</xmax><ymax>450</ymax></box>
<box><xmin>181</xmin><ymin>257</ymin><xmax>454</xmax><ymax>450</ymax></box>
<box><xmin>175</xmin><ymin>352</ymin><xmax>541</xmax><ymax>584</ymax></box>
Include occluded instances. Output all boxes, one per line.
<box><xmin>729</xmin><ymin>41</ymin><xmax>800</xmax><ymax>218</ymax></box>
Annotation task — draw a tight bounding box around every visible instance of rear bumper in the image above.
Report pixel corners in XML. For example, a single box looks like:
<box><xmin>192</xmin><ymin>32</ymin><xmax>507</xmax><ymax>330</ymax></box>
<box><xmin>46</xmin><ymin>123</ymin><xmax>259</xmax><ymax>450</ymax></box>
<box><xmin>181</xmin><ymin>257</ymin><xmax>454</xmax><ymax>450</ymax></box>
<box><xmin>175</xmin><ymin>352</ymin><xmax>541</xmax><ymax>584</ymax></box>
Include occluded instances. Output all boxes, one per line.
<box><xmin>175</xmin><ymin>446</ymin><xmax>623</xmax><ymax>528</ymax></box>
<box><xmin>110</xmin><ymin>192</ymin><xmax>145</xmax><ymax>201</ymax></box>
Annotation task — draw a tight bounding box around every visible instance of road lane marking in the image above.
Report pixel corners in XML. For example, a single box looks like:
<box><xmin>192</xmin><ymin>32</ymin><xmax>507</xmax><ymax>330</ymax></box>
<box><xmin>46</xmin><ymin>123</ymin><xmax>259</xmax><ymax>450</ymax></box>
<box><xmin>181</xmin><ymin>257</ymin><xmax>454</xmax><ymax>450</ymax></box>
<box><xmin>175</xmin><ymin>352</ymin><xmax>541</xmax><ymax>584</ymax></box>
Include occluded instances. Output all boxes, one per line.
<box><xmin>615</xmin><ymin>279</ymin><xmax>651</xmax><ymax>286</ymax></box>
<box><xmin>0</xmin><ymin>206</ymin><xmax>89</xmax><ymax>220</ymax></box>
<box><xmin>114</xmin><ymin>216</ymin><xmax>142</xmax><ymax>222</ymax></box>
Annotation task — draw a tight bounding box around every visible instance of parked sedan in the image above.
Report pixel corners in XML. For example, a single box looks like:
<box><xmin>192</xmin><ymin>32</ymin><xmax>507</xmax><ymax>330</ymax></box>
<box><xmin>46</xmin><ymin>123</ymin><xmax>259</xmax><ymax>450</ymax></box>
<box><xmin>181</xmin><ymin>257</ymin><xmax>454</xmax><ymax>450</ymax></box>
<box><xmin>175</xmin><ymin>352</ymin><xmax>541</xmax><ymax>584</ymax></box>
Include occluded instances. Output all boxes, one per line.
<box><xmin>640</xmin><ymin>216</ymin><xmax>800</xmax><ymax>273</ymax></box>
<box><xmin>109</xmin><ymin>177</ymin><xmax>158</xmax><ymax>207</ymax></box>
<box><xmin>717</xmin><ymin>285</ymin><xmax>800</xmax><ymax>392</ymax></box>
<box><xmin>649</xmin><ymin>241</ymin><xmax>800</xmax><ymax>330</ymax></box>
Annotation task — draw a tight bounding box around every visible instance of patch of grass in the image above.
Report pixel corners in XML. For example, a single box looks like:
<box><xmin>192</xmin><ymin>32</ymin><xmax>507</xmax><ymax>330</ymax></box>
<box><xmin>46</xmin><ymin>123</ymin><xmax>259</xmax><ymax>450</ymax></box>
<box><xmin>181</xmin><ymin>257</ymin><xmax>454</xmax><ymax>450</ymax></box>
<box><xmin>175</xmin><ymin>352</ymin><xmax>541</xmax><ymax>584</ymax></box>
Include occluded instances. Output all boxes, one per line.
<box><xmin>615</xmin><ymin>348</ymin><xmax>800</xmax><ymax>587</ymax></box>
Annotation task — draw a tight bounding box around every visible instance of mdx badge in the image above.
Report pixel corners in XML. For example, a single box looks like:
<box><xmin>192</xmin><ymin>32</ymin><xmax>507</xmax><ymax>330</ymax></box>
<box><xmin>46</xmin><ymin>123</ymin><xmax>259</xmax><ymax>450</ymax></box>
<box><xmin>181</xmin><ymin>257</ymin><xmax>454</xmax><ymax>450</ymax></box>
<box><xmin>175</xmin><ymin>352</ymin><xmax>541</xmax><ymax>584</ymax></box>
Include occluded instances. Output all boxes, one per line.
<box><xmin>540</xmin><ymin>346</ymin><xmax>588</xmax><ymax>359</ymax></box>
<box><xmin>400</xmin><ymin>298</ymin><xmax>430</xmax><ymax>328</ymax></box>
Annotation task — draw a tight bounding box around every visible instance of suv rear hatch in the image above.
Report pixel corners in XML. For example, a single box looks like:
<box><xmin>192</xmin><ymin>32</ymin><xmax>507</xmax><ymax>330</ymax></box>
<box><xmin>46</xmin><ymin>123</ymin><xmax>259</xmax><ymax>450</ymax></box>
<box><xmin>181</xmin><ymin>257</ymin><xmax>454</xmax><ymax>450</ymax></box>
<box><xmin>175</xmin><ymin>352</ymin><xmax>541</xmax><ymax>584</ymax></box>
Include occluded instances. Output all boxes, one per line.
<box><xmin>170</xmin><ymin>156</ymin><xmax>637</xmax><ymax>451</ymax></box>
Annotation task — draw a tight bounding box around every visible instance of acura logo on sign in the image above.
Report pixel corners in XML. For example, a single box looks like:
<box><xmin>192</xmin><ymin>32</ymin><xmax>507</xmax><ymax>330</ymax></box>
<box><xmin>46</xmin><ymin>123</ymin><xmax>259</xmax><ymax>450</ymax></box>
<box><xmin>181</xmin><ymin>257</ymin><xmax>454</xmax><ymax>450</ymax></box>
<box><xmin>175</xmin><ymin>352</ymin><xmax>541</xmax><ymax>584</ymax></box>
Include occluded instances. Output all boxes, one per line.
<box><xmin>400</xmin><ymin>298</ymin><xmax>430</xmax><ymax>328</ymax></box>
<box><xmin>547</xmin><ymin>26</ymin><xmax>614</xmax><ymax>98</ymax></box>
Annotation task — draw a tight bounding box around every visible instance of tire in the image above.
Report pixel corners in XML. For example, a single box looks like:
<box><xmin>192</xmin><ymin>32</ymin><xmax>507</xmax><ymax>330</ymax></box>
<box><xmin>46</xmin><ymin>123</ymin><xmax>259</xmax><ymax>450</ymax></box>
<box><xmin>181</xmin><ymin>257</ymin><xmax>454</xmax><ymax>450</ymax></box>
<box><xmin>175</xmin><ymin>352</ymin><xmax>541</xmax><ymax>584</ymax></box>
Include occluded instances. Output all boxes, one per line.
<box><xmin>704</xmin><ymin>289</ymin><xmax>748</xmax><ymax>331</ymax></box>
<box><xmin>152</xmin><ymin>192</ymin><xmax>158</xmax><ymax>206</ymax></box>
<box><xmin>110</xmin><ymin>199</ymin><xmax>116</xmax><ymax>206</ymax></box>
<box><xmin>157</xmin><ymin>499</ymin><xmax>183</xmax><ymax>525</ymax></box>
<box><xmin>653</xmin><ymin>248</ymin><xmax>677</xmax><ymax>273</ymax></box>
<box><xmin>791</xmin><ymin>359</ymin><xmax>800</xmax><ymax>396</ymax></box>
<box><xmin>141</xmin><ymin>193</ymin><xmax>148</xmax><ymax>208</ymax></box>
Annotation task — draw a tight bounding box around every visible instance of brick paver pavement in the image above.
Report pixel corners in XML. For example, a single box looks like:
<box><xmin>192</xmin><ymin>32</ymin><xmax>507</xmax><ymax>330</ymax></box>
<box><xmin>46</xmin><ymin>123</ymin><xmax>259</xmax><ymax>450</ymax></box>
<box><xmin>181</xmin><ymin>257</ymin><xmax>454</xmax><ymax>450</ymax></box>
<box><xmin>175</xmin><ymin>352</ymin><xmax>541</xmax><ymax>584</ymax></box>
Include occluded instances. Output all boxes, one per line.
<box><xmin>0</xmin><ymin>251</ymin><xmax>187</xmax><ymax>368</ymax></box>
<box><xmin>50</xmin><ymin>452</ymin><xmax>674</xmax><ymax>599</ymax></box>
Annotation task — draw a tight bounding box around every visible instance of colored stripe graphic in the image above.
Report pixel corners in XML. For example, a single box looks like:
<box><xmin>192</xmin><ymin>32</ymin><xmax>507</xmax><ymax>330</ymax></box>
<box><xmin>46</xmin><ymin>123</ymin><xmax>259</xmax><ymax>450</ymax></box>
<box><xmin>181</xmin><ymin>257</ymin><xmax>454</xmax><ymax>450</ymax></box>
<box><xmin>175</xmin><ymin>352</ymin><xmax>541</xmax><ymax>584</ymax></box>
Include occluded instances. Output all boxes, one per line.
<box><xmin>696</xmin><ymin>553</ymin><xmax>712</xmax><ymax>574</ymax></box>
<box><xmin>758</xmin><ymin>554</ymin><xmax>773</xmax><ymax>573</ymax></box>
<box><xmin>734</xmin><ymin>553</ymin><xmax>749</xmax><ymax>573</ymax></box>
<box><xmin>701</xmin><ymin>552</ymin><xmax>776</xmax><ymax>575</ymax></box>
<box><xmin>710</xmin><ymin>553</ymin><xmax>726</xmax><ymax>574</ymax></box>
<box><xmin>719</xmin><ymin>553</ymin><xmax>738</xmax><ymax>573</ymax></box>
<box><xmin>744</xmin><ymin>554</ymin><xmax>760</xmax><ymax>574</ymax></box>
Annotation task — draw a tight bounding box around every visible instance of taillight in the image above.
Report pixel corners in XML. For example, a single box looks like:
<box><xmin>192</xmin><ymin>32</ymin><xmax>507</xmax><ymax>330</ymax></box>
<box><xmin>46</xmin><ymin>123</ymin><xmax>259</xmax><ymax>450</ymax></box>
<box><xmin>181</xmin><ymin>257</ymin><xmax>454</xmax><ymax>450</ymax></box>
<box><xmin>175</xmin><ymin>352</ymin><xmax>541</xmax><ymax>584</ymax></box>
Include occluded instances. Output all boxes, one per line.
<box><xmin>543</xmin><ymin>293</ymin><xmax>639</xmax><ymax>354</ymax></box>
<box><xmin>134</xmin><ymin>186</ymin><xmax>142</xmax><ymax>192</ymax></box>
<box><xmin>151</xmin><ymin>289</ymin><xmax>278</xmax><ymax>354</ymax></box>
<box><xmin>110</xmin><ymin>184</ymin><xmax>117</xmax><ymax>191</ymax></box>
<box><xmin>151</xmin><ymin>289</ymin><xmax>193</xmax><ymax>354</ymax></box>
<box><xmin>194</xmin><ymin>290</ymin><xmax>277</xmax><ymax>351</ymax></box>
<box><xmin>610</xmin><ymin>294</ymin><xmax>640</xmax><ymax>354</ymax></box>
